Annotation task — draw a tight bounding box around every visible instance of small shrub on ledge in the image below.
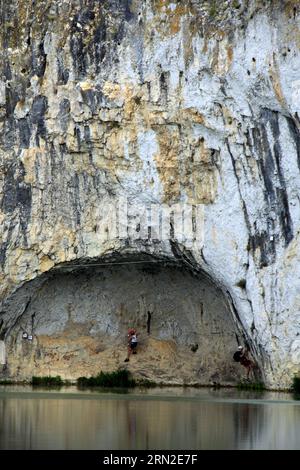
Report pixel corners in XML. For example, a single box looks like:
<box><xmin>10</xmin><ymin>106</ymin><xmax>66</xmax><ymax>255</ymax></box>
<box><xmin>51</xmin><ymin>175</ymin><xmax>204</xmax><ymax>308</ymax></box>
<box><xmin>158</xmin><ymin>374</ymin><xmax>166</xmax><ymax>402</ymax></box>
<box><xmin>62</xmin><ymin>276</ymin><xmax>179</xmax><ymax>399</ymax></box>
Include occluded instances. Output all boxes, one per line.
<box><xmin>77</xmin><ymin>369</ymin><xmax>136</xmax><ymax>388</ymax></box>
<box><xmin>292</xmin><ymin>376</ymin><xmax>300</xmax><ymax>394</ymax></box>
<box><xmin>31</xmin><ymin>376</ymin><xmax>64</xmax><ymax>386</ymax></box>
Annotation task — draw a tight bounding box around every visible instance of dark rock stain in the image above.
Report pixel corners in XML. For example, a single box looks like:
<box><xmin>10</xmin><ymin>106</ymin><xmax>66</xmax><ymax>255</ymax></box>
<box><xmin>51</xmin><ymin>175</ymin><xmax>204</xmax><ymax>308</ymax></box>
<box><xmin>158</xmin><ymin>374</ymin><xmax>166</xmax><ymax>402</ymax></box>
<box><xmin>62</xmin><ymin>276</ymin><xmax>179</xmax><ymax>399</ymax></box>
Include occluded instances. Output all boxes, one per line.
<box><xmin>31</xmin><ymin>41</ymin><xmax>47</xmax><ymax>78</ymax></box>
<box><xmin>249</xmin><ymin>229</ymin><xmax>276</xmax><ymax>268</ymax></box>
<box><xmin>18</xmin><ymin>117</ymin><xmax>31</xmax><ymax>148</ymax></box>
<box><xmin>94</xmin><ymin>21</ymin><xmax>107</xmax><ymax>68</ymax></box>
<box><xmin>84</xmin><ymin>125</ymin><xmax>94</xmax><ymax>158</ymax></box>
<box><xmin>30</xmin><ymin>95</ymin><xmax>48</xmax><ymax>145</ymax></box>
<box><xmin>0</xmin><ymin>160</ymin><xmax>32</xmax><ymax>248</ymax></box>
<box><xmin>245</xmin><ymin>110</ymin><xmax>294</xmax><ymax>266</ymax></box>
<box><xmin>261</xmin><ymin>109</ymin><xmax>293</xmax><ymax>246</ymax></box>
<box><xmin>159</xmin><ymin>70</ymin><xmax>169</xmax><ymax>104</ymax></box>
<box><xmin>0</xmin><ymin>242</ymin><xmax>9</xmax><ymax>268</ymax></box>
<box><xmin>70</xmin><ymin>34</ymin><xmax>88</xmax><ymax>80</ymax></box>
<box><xmin>5</xmin><ymin>85</ymin><xmax>18</xmax><ymax>117</ymax></box>
<box><xmin>59</xmin><ymin>98</ymin><xmax>71</xmax><ymax>133</ymax></box>
<box><xmin>74</xmin><ymin>125</ymin><xmax>81</xmax><ymax>150</ymax></box>
<box><xmin>57</xmin><ymin>52</ymin><xmax>69</xmax><ymax>85</ymax></box>
<box><xmin>69</xmin><ymin>0</ymin><xmax>133</xmax><ymax>78</ymax></box>
<box><xmin>82</xmin><ymin>89</ymin><xmax>97</xmax><ymax>114</ymax></box>
<box><xmin>1</xmin><ymin>118</ymin><xmax>17</xmax><ymax>150</ymax></box>
<box><xmin>147</xmin><ymin>311</ymin><xmax>152</xmax><ymax>335</ymax></box>
<box><xmin>286</xmin><ymin>116</ymin><xmax>300</xmax><ymax>171</ymax></box>
<box><xmin>226</xmin><ymin>139</ymin><xmax>252</xmax><ymax>233</ymax></box>
<box><xmin>227</xmin><ymin>136</ymin><xmax>277</xmax><ymax>268</ymax></box>
<box><xmin>2</xmin><ymin>60</ymin><xmax>12</xmax><ymax>81</ymax></box>
<box><xmin>74</xmin><ymin>174</ymin><xmax>81</xmax><ymax>226</ymax></box>
<box><xmin>0</xmin><ymin>220</ymin><xmax>15</xmax><ymax>268</ymax></box>
<box><xmin>257</xmin><ymin>124</ymin><xmax>275</xmax><ymax>199</ymax></box>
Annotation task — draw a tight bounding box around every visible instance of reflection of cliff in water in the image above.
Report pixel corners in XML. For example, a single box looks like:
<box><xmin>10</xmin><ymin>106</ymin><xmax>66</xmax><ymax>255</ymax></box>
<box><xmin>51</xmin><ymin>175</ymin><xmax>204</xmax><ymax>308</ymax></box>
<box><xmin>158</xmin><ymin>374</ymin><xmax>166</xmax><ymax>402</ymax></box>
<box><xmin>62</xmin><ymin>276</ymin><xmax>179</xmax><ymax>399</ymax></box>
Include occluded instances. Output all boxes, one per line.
<box><xmin>1</xmin><ymin>389</ymin><xmax>300</xmax><ymax>449</ymax></box>
<box><xmin>233</xmin><ymin>401</ymin><xmax>264</xmax><ymax>449</ymax></box>
<box><xmin>240</xmin><ymin>401</ymin><xmax>300</xmax><ymax>450</ymax></box>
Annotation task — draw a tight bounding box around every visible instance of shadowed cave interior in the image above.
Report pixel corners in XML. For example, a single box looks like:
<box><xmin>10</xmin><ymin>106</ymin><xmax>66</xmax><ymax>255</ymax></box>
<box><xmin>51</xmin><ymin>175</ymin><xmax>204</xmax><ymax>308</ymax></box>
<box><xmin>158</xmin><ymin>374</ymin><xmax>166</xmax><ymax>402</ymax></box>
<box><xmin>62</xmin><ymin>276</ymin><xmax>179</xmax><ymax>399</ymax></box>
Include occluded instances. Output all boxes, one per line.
<box><xmin>1</xmin><ymin>260</ymin><xmax>249</xmax><ymax>385</ymax></box>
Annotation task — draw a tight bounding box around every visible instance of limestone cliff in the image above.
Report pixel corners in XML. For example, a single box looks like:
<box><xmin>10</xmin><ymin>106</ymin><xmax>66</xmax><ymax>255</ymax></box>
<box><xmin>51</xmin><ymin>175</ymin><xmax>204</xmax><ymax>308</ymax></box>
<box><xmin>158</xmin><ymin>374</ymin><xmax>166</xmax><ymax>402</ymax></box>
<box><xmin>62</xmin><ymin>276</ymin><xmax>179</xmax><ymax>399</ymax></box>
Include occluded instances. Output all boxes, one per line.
<box><xmin>1</xmin><ymin>0</ymin><xmax>300</xmax><ymax>388</ymax></box>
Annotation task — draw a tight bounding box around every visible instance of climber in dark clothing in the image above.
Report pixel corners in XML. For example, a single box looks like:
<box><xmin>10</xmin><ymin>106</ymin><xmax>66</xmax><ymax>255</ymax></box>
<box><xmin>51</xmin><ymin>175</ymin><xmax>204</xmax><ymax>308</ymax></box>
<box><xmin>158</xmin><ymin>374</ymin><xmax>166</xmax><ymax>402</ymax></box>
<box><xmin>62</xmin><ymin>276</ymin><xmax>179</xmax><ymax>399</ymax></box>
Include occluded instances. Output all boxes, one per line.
<box><xmin>124</xmin><ymin>328</ymin><xmax>138</xmax><ymax>362</ymax></box>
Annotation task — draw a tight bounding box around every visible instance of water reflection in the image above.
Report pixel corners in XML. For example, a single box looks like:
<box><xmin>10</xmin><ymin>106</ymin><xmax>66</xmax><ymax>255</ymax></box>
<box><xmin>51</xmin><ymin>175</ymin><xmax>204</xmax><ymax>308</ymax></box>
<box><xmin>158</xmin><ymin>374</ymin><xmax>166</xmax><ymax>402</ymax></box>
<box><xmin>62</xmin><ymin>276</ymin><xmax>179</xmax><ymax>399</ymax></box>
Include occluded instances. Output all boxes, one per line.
<box><xmin>0</xmin><ymin>388</ymin><xmax>300</xmax><ymax>449</ymax></box>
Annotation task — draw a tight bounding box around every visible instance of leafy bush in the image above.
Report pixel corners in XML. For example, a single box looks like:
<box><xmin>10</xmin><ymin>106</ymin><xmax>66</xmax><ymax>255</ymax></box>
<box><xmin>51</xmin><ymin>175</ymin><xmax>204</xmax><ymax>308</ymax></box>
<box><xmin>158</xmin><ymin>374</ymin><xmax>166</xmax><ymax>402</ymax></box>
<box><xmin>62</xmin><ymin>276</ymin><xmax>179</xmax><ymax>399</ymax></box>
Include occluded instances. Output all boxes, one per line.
<box><xmin>292</xmin><ymin>376</ymin><xmax>300</xmax><ymax>393</ymax></box>
<box><xmin>31</xmin><ymin>375</ymin><xmax>63</xmax><ymax>386</ymax></box>
<box><xmin>209</xmin><ymin>1</ymin><xmax>217</xmax><ymax>17</ymax></box>
<box><xmin>77</xmin><ymin>369</ymin><xmax>136</xmax><ymax>388</ymax></box>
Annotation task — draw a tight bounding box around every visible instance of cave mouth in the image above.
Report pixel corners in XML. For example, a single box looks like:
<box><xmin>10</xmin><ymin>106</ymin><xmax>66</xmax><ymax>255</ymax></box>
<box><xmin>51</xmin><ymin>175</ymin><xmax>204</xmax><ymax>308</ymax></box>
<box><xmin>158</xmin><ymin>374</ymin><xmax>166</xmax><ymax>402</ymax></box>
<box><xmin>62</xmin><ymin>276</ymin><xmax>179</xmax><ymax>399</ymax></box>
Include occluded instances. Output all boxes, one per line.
<box><xmin>1</xmin><ymin>257</ymin><xmax>248</xmax><ymax>385</ymax></box>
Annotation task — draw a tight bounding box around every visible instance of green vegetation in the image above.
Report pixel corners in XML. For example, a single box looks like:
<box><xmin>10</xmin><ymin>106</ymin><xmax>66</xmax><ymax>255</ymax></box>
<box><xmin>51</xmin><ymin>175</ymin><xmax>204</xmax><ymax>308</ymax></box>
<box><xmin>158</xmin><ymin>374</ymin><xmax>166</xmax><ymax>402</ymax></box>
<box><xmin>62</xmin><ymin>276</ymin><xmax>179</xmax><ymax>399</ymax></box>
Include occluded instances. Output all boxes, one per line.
<box><xmin>292</xmin><ymin>376</ymin><xmax>300</xmax><ymax>394</ymax></box>
<box><xmin>237</xmin><ymin>381</ymin><xmax>265</xmax><ymax>391</ymax></box>
<box><xmin>209</xmin><ymin>1</ymin><xmax>218</xmax><ymax>17</ymax></box>
<box><xmin>77</xmin><ymin>369</ymin><xmax>136</xmax><ymax>388</ymax></box>
<box><xmin>232</xmin><ymin>0</ymin><xmax>241</xmax><ymax>8</ymax></box>
<box><xmin>31</xmin><ymin>375</ymin><xmax>64</xmax><ymax>386</ymax></box>
<box><xmin>0</xmin><ymin>380</ymin><xmax>16</xmax><ymax>385</ymax></box>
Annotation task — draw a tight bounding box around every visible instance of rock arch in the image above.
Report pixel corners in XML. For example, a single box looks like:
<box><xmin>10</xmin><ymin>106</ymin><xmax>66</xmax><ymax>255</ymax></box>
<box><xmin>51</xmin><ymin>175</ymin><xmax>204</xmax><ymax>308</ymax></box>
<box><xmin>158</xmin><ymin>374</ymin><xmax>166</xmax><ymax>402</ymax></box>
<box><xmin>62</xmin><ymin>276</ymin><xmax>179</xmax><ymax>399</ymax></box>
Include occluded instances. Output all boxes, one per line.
<box><xmin>0</xmin><ymin>249</ymin><xmax>261</xmax><ymax>385</ymax></box>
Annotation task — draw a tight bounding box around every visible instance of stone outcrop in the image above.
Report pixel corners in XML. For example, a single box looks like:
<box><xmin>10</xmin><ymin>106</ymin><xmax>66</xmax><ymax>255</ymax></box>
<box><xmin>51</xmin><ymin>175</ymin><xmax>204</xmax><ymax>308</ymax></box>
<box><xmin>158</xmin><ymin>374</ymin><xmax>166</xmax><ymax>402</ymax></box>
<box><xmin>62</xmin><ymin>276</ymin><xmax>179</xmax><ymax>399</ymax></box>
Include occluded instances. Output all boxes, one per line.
<box><xmin>0</xmin><ymin>0</ymin><xmax>300</xmax><ymax>388</ymax></box>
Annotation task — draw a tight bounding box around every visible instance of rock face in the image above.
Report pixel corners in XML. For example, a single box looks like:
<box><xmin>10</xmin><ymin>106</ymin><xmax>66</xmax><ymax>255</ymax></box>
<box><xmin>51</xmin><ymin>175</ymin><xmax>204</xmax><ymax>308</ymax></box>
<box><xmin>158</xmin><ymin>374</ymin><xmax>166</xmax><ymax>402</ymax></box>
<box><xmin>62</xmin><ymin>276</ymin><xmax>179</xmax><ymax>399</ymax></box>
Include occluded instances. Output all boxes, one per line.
<box><xmin>3</xmin><ymin>263</ymin><xmax>245</xmax><ymax>384</ymax></box>
<box><xmin>0</xmin><ymin>0</ymin><xmax>300</xmax><ymax>388</ymax></box>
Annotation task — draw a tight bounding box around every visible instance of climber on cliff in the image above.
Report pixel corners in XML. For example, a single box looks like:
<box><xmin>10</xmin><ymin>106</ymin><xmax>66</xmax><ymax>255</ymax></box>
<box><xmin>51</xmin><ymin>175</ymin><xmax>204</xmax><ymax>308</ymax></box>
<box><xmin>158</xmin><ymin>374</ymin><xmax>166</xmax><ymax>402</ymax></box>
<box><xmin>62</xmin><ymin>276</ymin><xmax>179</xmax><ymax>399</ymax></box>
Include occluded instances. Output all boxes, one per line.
<box><xmin>233</xmin><ymin>345</ymin><xmax>255</xmax><ymax>379</ymax></box>
<box><xmin>124</xmin><ymin>328</ymin><xmax>138</xmax><ymax>362</ymax></box>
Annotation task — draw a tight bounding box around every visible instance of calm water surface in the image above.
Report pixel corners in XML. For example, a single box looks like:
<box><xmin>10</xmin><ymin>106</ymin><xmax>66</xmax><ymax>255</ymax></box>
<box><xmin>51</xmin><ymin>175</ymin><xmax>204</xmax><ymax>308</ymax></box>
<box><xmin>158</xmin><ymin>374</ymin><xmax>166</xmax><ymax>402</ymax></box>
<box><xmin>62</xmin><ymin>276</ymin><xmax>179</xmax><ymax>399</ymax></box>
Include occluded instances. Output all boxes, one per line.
<box><xmin>0</xmin><ymin>386</ymin><xmax>299</xmax><ymax>449</ymax></box>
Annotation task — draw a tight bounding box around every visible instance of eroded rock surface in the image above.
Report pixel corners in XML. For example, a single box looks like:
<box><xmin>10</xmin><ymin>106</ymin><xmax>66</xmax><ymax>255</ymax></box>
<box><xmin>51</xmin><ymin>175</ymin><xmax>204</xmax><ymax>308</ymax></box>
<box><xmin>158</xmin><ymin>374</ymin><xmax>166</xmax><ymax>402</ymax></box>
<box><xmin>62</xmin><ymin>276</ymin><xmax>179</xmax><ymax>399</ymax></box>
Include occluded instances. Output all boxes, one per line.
<box><xmin>1</xmin><ymin>0</ymin><xmax>300</xmax><ymax>387</ymax></box>
<box><xmin>2</xmin><ymin>263</ymin><xmax>245</xmax><ymax>384</ymax></box>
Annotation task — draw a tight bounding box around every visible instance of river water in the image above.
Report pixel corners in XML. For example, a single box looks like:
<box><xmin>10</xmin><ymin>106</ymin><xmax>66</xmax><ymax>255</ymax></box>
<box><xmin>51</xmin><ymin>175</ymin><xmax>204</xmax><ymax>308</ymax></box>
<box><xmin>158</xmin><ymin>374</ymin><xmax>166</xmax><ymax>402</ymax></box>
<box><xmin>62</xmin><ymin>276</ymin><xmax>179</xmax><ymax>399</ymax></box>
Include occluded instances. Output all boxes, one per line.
<box><xmin>0</xmin><ymin>386</ymin><xmax>299</xmax><ymax>449</ymax></box>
